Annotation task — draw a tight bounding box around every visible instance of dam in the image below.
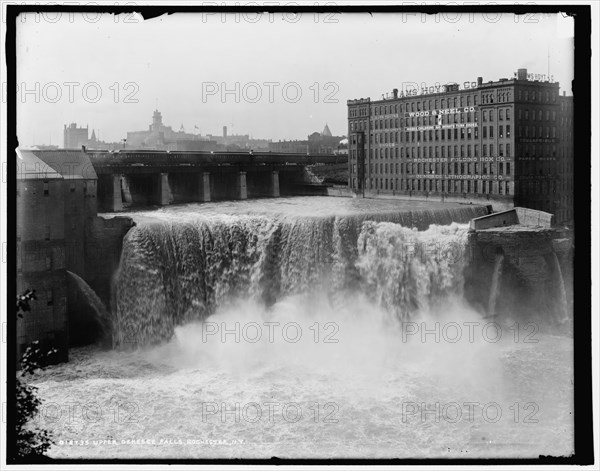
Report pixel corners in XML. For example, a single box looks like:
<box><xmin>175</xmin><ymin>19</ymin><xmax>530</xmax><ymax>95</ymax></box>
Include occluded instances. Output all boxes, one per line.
<box><xmin>28</xmin><ymin>196</ymin><xmax>574</xmax><ymax>459</ymax></box>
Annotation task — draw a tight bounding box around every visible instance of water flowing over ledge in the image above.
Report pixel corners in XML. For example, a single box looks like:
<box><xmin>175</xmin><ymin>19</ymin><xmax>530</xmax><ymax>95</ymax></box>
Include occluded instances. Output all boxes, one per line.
<box><xmin>112</xmin><ymin>198</ymin><xmax>488</xmax><ymax>347</ymax></box>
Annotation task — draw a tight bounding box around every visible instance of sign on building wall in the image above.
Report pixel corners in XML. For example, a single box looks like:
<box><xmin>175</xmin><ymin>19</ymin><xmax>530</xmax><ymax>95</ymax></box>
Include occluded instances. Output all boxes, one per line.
<box><xmin>404</xmin><ymin>106</ymin><xmax>478</xmax><ymax>119</ymax></box>
<box><xmin>403</xmin><ymin>106</ymin><xmax>479</xmax><ymax>132</ymax></box>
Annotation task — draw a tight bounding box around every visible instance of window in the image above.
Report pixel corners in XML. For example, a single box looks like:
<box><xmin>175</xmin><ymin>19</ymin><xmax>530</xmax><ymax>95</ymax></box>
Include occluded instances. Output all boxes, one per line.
<box><xmin>506</xmin><ymin>144</ymin><xmax>511</xmax><ymax>158</ymax></box>
<box><xmin>43</xmin><ymin>181</ymin><xmax>49</xmax><ymax>196</ymax></box>
<box><xmin>506</xmin><ymin>109</ymin><xmax>511</xmax><ymax>120</ymax></box>
<box><xmin>499</xmin><ymin>126</ymin><xmax>503</xmax><ymax>138</ymax></box>
<box><xmin>506</xmin><ymin>125</ymin><xmax>511</xmax><ymax>138</ymax></box>
<box><xmin>506</xmin><ymin>162</ymin><xmax>511</xmax><ymax>175</ymax></box>
<box><xmin>483</xmin><ymin>127</ymin><xmax>487</xmax><ymax>138</ymax></box>
<box><xmin>489</xmin><ymin>126</ymin><xmax>494</xmax><ymax>138</ymax></box>
<box><xmin>483</xmin><ymin>110</ymin><xmax>487</xmax><ymax>122</ymax></box>
<box><xmin>47</xmin><ymin>289</ymin><xmax>54</xmax><ymax>306</ymax></box>
<box><xmin>499</xmin><ymin>144</ymin><xmax>504</xmax><ymax>156</ymax></box>
<box><xmin>499</xmin><ymin>109</ymin><xmax>504</xmax><ymax>120</ymax></box>
<box><xmin>490</xmin><ymin>110</ymin><xmax>494</xmax><ymax>122</ymax></box>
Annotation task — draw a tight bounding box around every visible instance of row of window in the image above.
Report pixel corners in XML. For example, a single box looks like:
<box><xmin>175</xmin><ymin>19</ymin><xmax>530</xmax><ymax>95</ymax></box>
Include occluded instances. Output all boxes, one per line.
<box><xmin>517</xmin><ymin>89</ymin><xmax>557</xmax><ymax>103</ymax></box>
<box><xmin>481</xmin><ymin>108</ymin><xmax>512</xmax><ymax>121</ymax></box>
<box><xmin>349</xmin><ymin>86</ymin><xmax>559</xmax><ymax>119</ymax></box>
<box><xmin>359</xmin><ymin>161</ymin><xmax>513</xmax><ymax>177</ymax></box>
<box><xmin>518</xmin><ymin>108</ymin><xmax>557</xmax><ymax>122</ymax></box>
<box><xmin>352</xmin><ymin>123</ymin><xmax>557</xmax><ymax>146</ymax></box>
<box><xmin>16</xmin><ymin>181</ymin><xmax>90</xmax><ymax>197</ymax></box>
<box><xmin>360</xmin><ymin>143</ymin><xmax>513</xmax><ymax>159</ymax></box>
<box><xmin>351</xmin><ymin>105</ymin><xmax>567</xmax><ymax>133</ymax></box>
<box><xmin>517</xmin><ymin>179</ymin><xmax>558</xmax><ymax>196</ymax></box>
<box><xmin>518</xmin><ymin>125</ymin><xmax>557</xmax><ymax>139</ymax></box>
<box><xmin>367</xmin><ymin>94</ymin><xmax>481</xmax><ymax>117</ymax></box>
<box><xmin>351</xmin><ymin>177</ymin><xmax>512</xmax><ymax>196</ymax></box>
<box><xmin>352</xmin><ymin>142</ymin><xmax>562</xmax><ymax>161</ymax></box>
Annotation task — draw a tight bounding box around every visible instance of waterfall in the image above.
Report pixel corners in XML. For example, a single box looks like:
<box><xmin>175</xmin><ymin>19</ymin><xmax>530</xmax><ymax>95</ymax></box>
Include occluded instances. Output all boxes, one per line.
<box><xmin>486</xmin><ymin>252</ymin><xmax>504</xmax><ymax>320</ymax></box>
<box><xmin>67</xmin><ymin>271</ymin><xmax>112</xmax><ymax>346</ymax></box>
<box><xmin>550</xmin><ymin>251</ymin><xmax>570</xmax><ymax>323</ymax></box>
<box><xmin>112</xmin><ymin>206</ymin><xmax>484</xmax><ymax>348</ymax></box>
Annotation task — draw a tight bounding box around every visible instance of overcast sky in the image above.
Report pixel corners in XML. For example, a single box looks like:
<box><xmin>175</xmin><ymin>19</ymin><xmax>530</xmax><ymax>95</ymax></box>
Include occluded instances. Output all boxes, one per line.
<box><xmin>15</xmin><ymin>10</ymin><xmax>574</xmax><ymax>146</ymax></box>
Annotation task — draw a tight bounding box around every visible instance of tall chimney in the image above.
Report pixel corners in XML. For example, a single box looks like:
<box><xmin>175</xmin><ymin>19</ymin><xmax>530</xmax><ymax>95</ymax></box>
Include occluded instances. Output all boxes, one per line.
<box><xmin>393</xmin><ymin>88</ymin><xmax>398</xmax><ymax>99</ymax></box>
<box><xmin>223</xmin><ymin>126</ymin><xmax>228</xmax><ymax>138</ymax></box>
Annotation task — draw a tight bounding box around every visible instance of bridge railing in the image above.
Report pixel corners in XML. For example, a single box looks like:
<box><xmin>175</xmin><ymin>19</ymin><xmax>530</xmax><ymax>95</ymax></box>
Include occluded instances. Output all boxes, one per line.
<box><xmin>87</xmin><ymin>150</ymin><xmax>347</xmax><ymax>167</ymax></box>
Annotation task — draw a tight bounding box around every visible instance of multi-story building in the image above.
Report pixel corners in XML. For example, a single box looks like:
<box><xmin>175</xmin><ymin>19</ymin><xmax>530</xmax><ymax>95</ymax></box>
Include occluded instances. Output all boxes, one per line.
<box><xmin>64</xmin><ymin>123</ymin><xmax>123</xmax><ymax>150</ymax></box>
<box><xmin>16</xmin><ymin>148</ymin><xmax>99</xmax><ymax>364</ymax></box>
<box><xmin>269</xmin><ymin>124</ymin><xmax>345</xmax><ymax>154</ymax></box>
<box><xmin>347</xmin><ymin>68</ymin><xmax>574</xmax><ymax>224</ymax></box>
<box><xmin>126</xmin><ymin>109</ymin><xmax>212</xmax><ymax>149</ymax></box>
<box><xmin>556</xmin><ymin>94</ymin><xmax>574</xmax><ymax>225</ymax></box>
<box><xmin>16</xmin><ymin>149</ymin><xmax>69</xmax><ymax>364</ymax></box>
<box><xmin>64</xmin><ymin>123</ymin><xmax>90</xmax><ymax>149</ymax></box>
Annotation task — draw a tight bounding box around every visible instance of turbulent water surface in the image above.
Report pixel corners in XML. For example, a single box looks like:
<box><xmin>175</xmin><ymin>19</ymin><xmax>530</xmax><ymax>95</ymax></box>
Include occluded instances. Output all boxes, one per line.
<box><xmin>29</xmin><ymin>197</ymin><xmax>573</xmax><ymax>459</ymax></box>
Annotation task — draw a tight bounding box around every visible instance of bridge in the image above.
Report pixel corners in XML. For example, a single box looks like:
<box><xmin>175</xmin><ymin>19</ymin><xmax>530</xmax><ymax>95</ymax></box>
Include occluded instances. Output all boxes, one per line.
<box><xmin>86</xmin><ymin>149</ymin><xmax>347</xmax><ymax>211</ymax></box>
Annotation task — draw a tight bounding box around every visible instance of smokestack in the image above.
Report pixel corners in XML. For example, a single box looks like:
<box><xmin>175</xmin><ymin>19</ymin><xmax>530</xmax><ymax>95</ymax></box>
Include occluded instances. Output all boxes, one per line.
<box><xmin>393</xmin><ymin>88</ymin><xmax>398</xmax><ymax>99</ymax></box>
<box><xmin>223</xmin><ymin>126</ymin><xmax>228</xmax><ymax>138</ymax></box>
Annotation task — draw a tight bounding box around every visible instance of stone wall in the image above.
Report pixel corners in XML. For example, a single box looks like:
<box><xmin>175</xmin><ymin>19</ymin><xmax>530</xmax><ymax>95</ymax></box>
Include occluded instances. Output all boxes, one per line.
<box><xmin>85</xmin><ymin>216</ymin><xmax>135</xmax><ymax>310</ymax></box>
<box><xmin>465</xmin><ymin>228</ymin><xmax>574</xmax><ymax>326</ymax></box>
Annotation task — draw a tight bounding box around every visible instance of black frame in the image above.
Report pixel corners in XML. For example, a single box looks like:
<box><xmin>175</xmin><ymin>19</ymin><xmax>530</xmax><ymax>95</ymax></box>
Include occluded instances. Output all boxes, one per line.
<box><xmin>4</xmin><ymin>3</ymin><xmax>593</xmax><ymax>465</ymax></box>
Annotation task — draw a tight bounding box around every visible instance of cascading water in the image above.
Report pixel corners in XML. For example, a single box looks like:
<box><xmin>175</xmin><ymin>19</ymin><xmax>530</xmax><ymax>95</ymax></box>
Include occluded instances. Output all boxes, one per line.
<box><xmin>549</xmin><ymin>251</ymin><xmax>570</xmax><ymax>323</ymax></box>
<box><xmin>30</xmin><ymin>198</ymin><xmax>573</xmax><ymax>459</ymax></box>
<box><xmin>486</xmin><ymin>252</ymin><xmax>504</xmax><ymax>320</ymax></box>
<box><xmin>112</xmin><ymin>201</ymin><xmax>482</xmax><ymax>347</ymax></box>
<box><xmin>67</xmin><ymin>270</ymin><xmax>112</xmax><ymax>345</ymax></box>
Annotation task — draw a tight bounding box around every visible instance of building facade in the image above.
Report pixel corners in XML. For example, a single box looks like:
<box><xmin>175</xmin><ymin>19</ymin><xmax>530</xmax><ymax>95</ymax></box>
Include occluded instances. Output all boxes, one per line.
<box><xmin>269</xmin><ymin>124</ymin><xmax>345</xmax><ymax>155</ymax></box>
<box><xmin>64</xmin><ymin>123</ymin><xmax>90</xmax><ymax>149</ymax></box>
<box><xmin>347</xmin><ymin>69</ymin><xmax>574</xmax><ymax>224</ymax></box>
<box><xmin>16</xmin><ymin>149</ymin><xmax>69</xmax><ymax>364</ymax></box>
<box><xmin>16</xmin><ymin>149</ymin><xmax>99</xmax><ymax>364</ymax></box>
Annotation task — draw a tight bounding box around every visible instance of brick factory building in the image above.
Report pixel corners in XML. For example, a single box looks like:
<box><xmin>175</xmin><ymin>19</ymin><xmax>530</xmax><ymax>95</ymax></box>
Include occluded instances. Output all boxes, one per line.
<box><xmin>347</xmin><ymin>68</ymin><xmax>574</xmax><ymax>225</ymax></box>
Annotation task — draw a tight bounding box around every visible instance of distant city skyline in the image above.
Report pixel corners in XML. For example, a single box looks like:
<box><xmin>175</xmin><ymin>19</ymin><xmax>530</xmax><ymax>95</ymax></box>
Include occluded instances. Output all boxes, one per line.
<box><xmin>16</xmin><ymin>11</ymin><xmax>574</xmax><ymax>147</ymax></box>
